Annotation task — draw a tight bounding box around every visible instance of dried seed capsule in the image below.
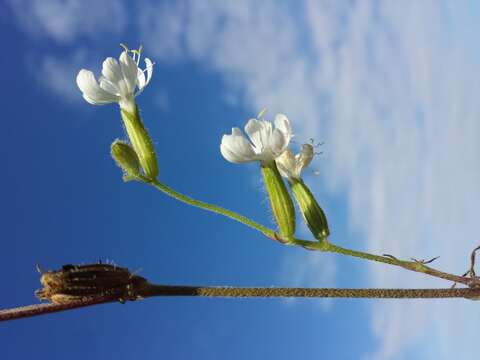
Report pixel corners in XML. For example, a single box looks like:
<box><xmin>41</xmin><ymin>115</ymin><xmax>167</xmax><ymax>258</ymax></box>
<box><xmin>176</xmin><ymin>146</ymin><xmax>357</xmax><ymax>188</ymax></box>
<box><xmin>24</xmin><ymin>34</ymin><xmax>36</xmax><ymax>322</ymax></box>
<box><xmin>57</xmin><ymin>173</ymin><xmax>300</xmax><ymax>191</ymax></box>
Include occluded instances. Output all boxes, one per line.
<box><xmin>35</xmin><ymin>263</ymin><xmax>147</xmax><ymax>304</ymax></box>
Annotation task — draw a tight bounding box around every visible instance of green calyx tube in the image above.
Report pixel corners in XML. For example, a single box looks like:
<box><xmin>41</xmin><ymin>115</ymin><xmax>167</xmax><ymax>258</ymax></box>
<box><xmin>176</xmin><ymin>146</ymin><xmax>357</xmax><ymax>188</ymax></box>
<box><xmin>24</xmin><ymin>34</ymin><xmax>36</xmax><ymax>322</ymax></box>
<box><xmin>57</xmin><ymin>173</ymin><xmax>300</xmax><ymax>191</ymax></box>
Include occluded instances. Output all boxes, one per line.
<box><xmin>289</xmin><ymin>178</ymin><xmax>329</xmax><ymax>242</ymax></box>
<box><xmin>120</xmin><ymin>106</ymin><xmax>159</xmax><ymax>180</ymax></box>
<box><xmin>261</xmin><ymin>162</ymin><xmax>296</xmax><ymax>241</ymax></box>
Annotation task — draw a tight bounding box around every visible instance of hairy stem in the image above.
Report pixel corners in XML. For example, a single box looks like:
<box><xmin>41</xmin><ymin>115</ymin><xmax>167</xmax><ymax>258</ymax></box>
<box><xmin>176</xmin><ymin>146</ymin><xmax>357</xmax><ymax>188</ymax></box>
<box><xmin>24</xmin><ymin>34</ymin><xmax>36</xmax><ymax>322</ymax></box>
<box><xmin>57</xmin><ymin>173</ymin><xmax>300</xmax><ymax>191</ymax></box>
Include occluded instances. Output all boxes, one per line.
<box><xmin>292</xmin><ymin>239</ymin><xmax>475</xmax><ymax>287</ymax></box>
<box><xmin>2</xmin><ymin>284</ymin><xmax>478</xmax><ymax>322</ymax></box>
<box><xmin>140</xmin><ymin>284</ymin><xmax>479</xmax><ymax>299</ymax></box>
<box><xmin>143</xmin><ymin>178</ymin><xmax>476</xmax><ymax>287</ymax></box>
<box><xmin>146</xmin><ymin>178</ymin><xmax>275</xmax><ymax>239</ymax></box>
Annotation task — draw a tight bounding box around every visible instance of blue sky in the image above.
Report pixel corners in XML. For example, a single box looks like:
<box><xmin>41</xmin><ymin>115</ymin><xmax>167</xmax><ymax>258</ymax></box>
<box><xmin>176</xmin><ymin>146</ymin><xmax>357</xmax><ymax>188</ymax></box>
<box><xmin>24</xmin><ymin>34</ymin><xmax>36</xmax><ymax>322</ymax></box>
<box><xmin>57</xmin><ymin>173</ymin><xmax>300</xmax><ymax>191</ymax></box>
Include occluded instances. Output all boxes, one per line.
<box><xmin>1</xmin><ymin>1</ymin><xmax>480</xmax><ymax>359</ymax></box>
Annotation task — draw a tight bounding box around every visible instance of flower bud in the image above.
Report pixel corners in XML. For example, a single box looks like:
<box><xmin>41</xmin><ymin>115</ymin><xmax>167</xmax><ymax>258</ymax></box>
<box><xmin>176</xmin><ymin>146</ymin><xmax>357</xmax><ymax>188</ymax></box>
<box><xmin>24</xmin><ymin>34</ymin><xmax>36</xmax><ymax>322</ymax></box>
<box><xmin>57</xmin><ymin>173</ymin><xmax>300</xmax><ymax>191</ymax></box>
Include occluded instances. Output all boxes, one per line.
<box><xmin>120</xmin><ymin>106</ymin><xmax>159</xmax><ymax>180</ymax></box>
<box><xmin>111</xmin><ymin>140</ymin><xmax>141</xmax><ymax>181</ymax></box>
<box><xmin>261</xmin><ymin>162</ymin><xmax>296</xmax><ymax>241</ymax></box>
<box><xmin>289</xmin><ymin>178</ymin><xmax>329</xmax><ymax>242</ymax></box>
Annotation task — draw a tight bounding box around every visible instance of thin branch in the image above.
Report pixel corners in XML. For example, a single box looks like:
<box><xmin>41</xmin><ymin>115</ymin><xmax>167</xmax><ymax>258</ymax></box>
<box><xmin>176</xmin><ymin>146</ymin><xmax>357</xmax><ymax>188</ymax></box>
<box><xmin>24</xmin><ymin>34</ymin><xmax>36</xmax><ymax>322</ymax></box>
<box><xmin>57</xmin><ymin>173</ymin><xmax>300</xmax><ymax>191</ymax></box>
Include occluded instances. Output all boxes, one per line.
<box><xmin>143</xmin><ymin>178</ymin><xmax>480</xmax><ymax>288</ymax></box>
<box><xmin>293</xmin><ymin>239</ymin><xmax>480</xmax><ymax>288</ymax></box>
<box><xmin>0</xmin><ymin>297</ymin><xmax>114</xmax><ymax>322</ymax></box>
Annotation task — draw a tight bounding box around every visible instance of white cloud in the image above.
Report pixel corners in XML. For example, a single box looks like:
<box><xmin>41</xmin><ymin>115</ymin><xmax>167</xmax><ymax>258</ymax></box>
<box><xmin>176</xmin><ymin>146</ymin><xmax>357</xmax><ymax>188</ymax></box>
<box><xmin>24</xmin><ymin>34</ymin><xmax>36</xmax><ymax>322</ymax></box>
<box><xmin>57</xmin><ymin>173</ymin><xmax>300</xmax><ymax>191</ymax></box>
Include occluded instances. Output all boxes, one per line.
<box><xmin>7</xmin><ymin>0</ymin><xmax>127</xmax><ymax>43</ymax></box>
<box><xmin>34</xmin><ymin>49</ymin><xmax>88</xmax><ymax>103</ymax></box>
<box><xmin>137</xmin><ymin>1</ymin><xmax>480</xmax><ymax>359</ymax></box>
<box><xmin>7</xmin><ymin>1</ymin><xmax>128</xmax><ymax>106</ymax></box>
<box><xmin>136</xmin><ymin>0</ymin><xmax>187</xmax><ymax>62</ymax></box>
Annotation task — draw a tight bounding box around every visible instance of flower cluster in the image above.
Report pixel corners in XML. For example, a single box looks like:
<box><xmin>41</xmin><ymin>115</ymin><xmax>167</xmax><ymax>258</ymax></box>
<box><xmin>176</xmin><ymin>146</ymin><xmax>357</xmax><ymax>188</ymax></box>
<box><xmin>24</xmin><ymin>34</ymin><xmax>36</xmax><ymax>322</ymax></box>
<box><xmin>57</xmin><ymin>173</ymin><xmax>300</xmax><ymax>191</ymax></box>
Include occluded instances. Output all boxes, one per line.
<box><xmin>220</xmin><ymin>113</ymin><xmax>329</xmax><ymax>241</ymax></box>
<box><xmin>220</xmin><ymin>114</ymin><xmax>313</xmax><ymax>180</ymax></box>
<box><xmin>76</xmin><ymin>44</ymin><xmax>329</xmax><ymax>243</ymax></box>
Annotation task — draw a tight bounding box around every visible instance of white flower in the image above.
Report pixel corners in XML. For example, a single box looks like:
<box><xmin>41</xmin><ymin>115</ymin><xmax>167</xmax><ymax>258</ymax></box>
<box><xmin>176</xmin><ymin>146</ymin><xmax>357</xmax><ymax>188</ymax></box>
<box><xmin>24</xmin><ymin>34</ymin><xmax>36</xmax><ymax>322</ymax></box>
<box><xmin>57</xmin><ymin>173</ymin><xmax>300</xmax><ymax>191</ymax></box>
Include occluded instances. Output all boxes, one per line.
<box><xmin>276</xmin><ymin>143</ymin><xmax>314</xmax><ymax>180</ymax></box>
<box><xmin>76</xmin><ymin>45</ymin><xmax>153</xmax><ymax>113</ymax></box>
<box><xmin>220</xmin><ymin>114</ymin><xmax>292</xmax><ymax>164</ymax></box>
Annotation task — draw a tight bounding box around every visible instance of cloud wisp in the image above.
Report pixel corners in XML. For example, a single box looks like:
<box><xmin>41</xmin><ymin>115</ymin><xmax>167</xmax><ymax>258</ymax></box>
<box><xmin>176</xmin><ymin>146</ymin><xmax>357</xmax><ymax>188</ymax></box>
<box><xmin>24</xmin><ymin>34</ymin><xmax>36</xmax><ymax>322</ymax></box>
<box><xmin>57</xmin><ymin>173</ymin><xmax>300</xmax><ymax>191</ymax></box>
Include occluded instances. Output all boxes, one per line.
<box><xmin>7</xmin><ymin>0</ymin><xmax>127</xmax><ymax>43</ymax></box>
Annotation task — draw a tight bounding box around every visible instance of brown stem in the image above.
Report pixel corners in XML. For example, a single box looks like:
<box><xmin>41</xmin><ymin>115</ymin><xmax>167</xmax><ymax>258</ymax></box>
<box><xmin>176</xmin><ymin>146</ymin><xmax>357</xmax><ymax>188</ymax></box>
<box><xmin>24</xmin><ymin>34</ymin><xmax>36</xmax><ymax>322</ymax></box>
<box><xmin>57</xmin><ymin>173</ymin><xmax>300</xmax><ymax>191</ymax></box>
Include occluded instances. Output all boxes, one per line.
<box><xmin>0</xmin><ymin>296</ymin><xmax>114</xmax><ymax>322</ymax></box>
<box><xmin>2</xmin><ymin>284</ymin><xmax>479</xmax><ymax>322</ymax></box>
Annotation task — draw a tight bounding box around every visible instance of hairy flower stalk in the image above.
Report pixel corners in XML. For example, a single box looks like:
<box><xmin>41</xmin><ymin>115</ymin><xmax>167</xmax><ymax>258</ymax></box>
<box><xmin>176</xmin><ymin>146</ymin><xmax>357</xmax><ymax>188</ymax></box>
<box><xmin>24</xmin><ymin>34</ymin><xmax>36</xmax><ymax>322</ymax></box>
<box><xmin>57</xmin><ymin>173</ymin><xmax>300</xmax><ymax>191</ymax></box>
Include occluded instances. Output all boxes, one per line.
<box><xmin>76</xmin><ymin>44</ymin><xmax>158</xmax><ymax>180</ymax></box>
<box><xmin>276</xmin><ymin>144</ymin><xmax>329</xmax><ymax>241</ymax></box>
<box><xmin>220</xmin><ymin>114</ymin><xmax>296</xmax><ymax>240</ymax></box>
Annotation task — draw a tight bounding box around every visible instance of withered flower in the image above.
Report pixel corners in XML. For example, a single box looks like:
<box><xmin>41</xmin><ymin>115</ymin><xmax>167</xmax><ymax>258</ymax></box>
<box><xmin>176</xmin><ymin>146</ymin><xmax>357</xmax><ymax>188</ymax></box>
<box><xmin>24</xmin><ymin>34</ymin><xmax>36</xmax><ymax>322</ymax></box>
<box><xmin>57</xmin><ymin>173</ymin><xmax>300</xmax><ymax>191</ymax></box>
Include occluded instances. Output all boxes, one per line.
<box><xmin>36</xmin><ymin>263</ymin><xmax>147</xmax><ymax>304</ymax></box>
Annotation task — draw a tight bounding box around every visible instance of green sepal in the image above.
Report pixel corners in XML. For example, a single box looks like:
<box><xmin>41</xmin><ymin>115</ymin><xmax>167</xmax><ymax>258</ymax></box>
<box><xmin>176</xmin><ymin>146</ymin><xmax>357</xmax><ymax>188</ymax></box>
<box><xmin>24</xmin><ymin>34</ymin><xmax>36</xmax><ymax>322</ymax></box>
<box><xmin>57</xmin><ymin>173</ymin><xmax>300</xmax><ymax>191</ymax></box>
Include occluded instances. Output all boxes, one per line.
<box><xmin>289</xmin><ymin>178</ymin><xmax>329</xmax><ymax>242</ymax></box>
<box><xmin>120</xmin><ymin>106</ymin><xmax>159</xmax><ymax>180</ymax></box>
<box><xmin>261</xmin><ymin>162</ymin><xmax>296</xmax><ymax>241</ymax></box>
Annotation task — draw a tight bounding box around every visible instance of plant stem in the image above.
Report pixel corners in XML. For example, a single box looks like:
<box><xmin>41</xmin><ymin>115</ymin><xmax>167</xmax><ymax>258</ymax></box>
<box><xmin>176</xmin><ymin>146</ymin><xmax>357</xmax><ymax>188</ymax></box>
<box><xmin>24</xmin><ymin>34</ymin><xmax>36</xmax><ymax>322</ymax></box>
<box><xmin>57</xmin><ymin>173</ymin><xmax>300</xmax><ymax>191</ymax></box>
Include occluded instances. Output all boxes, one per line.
<box><xmin>143</xmin><ymin>177</ymin><xmax>480</xmax><ymax>287</ymax></box>
<box><xmin>0</xmin><ymin>297</ymin><xmax>114</xmax><ymax>322</ymax></box>
<box><xmin>292</xmin><ymin>239</ymin><xmax>475</xmax><ymax>287</ymax></box>
<box><xmin>143</xmin><ymin>178</ymin><xmax>476</xmax><ymax>287</ymax></box>
<box><xmin>2</xmin><ymin>284</ymin><xmax>478</xmax><ymax>322</ymax></box>
<box><xmin>146</xmin><ymin>178</ymin><xmax>275</xmax><ymax>239</ymax></box>
<box><xmin>140</xmin><ymin>284</ymin><xmax>479</xmax><ymax>299</ymax></box>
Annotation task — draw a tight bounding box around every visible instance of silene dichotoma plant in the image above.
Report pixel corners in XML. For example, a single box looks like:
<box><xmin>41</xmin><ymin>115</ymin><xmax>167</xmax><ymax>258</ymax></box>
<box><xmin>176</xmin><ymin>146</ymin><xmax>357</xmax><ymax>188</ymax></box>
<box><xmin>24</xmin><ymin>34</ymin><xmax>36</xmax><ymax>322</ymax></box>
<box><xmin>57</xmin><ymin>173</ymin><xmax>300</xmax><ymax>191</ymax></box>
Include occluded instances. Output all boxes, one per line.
<box><xmin>3</xmin><ymin>42</ymin><xmax>480</xmax><ymax>323</ymax></box>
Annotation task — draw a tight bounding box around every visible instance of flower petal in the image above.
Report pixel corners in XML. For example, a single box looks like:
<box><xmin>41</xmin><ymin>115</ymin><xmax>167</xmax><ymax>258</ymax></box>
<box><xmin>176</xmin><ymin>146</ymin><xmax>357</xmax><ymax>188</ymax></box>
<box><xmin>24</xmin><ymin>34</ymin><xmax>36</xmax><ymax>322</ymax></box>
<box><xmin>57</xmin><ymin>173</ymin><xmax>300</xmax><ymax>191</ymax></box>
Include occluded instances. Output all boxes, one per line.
<box><xmin>119</xmin><ymin>51</ymin><xmax>139</xmax><ymax>94</ymax></box>
<box><xmin>76</xmin><ymin>69</ymin><xmax>119</xmax><ymax>104</ymax></box>
<box><xmin>274</xmin><ymin>114</ymin><xmax>292</xmax><ymax>142</ymax></box>
<box><xmin>99</xmin><ymin>76</ymin><xmax>120</xmax><ymax>95</ymax></box>
<box><xmin>135</xmin><ymin>59</ymin><xmax>154</xmax><ymax>96</ymax></box>
<box><xmin>276</xmin><ymin>149</ymin><xmax>297</xmax><ymax>179</ymax></box>
<box><xmin>220</xmin><ymin>128</ymin><xmax>256</xmax><ymax>163</ymax></box>
<box><xmin>269</xmin><ymin>128</ymin><xmax>288</xmax><ymax>155</ymax></box>
<box><xmin>136</xmin><ymin>68</ymin><xmax>146</xmax><ymax>92</ymax></box>
<box><xmin>297</xmin><ymin>144</ymin><xmax>314</xmax><ymax>173</ymax></box>
<box><xmin>221</xmin><ymin>144</ymin><xmax>247</xmax><ymax>163</ymax></box>
<box><xmin>244</xmin><ymin>119</ymin><xmax>272</xmax><ymax>153</ymax></box>
<box><xmin>101</xmin><ymin>57</ymin><xmax>124</xmax><ymax>87</ymax></box>
<box><xmin>144</xmin><ymin>58</ymin><xmax>153</xmax><ymax>86</ymax></box>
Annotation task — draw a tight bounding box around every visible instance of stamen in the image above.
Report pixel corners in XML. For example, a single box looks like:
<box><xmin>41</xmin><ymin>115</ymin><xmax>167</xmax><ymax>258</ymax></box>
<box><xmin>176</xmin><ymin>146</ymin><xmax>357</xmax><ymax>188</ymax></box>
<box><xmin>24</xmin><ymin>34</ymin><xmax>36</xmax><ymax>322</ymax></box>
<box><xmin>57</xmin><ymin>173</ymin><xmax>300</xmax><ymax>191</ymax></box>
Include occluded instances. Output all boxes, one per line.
<box><xmin>257</xmin><ymin>108</ymin><xmax>267</xmax><ymax>119</ymax></box>
<box><xmin>131</xmin><ymin>45</ymin><xmax>144</xmax><ymax>66</ymax></box>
